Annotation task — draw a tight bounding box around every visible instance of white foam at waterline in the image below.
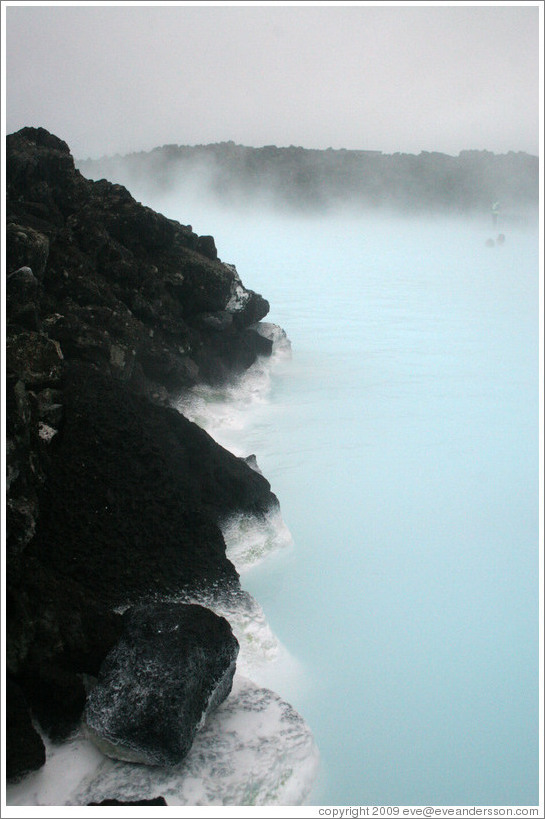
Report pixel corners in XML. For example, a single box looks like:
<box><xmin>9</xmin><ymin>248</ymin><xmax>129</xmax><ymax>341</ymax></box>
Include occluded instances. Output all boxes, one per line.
<box><xmin>116</xmin><ymin>584</ymin><xmax>296</xmax><ymax>692</ymax></box>
<box><xmin>182</xmin><ymin>589</ymin><xmax>280</xmax><ymax>670</ymax></box>
<box><xmin>174</xmin><ymin>322</ymin><xmax>292</xmax><ymax>456</ymax></box>
<box><xmin>5</xmin><ymin>586</ymin><xmax>311</xmax><ymax>807</ymax></box>
<box><xmin>5</xmin><ymin>732</ymin><xmax>104</xmax><ymax>806</ymax></box>
<box><xmin>221</xmin><ymin>507</ymin><xmax>294</xmax><ymax>574</ymax></box>
<box><xmin>6</xmin><ymin>321</ymin><xmax>317</xmax><ymax>807</ymax></box>
<box><xmin>6</xmin><ymin>677</ymin><xmax>318</xmax><ymax>808</ymax></box>
<box><xmin>162</xmin><ymin>585</ymin><xmax>303</xmax><ymax>695</ymax></box>
<box><xmin>254</xmin><ymin>321</ymin><xmax>292</xmax><ymax>357</ymax></box>
<box><xmin>67</xmin><ymin>676</ymin><xmax>320</xmax><ymax>807</ymax></box>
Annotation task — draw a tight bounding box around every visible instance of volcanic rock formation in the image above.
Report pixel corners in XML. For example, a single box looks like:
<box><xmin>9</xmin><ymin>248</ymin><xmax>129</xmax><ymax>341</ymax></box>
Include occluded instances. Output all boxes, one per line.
<box><xmin>5</xmin><ymin>127</ymin><xmax>279</xmax><ymax>781</ymax></box>
<box><xmin>84</xmin><ymin>603</ymin><xmax>239</xmax><ymax>766</ymax></box>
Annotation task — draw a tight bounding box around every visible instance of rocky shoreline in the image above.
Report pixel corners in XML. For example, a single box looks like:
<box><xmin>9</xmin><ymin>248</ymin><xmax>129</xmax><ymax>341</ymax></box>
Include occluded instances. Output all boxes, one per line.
<box><xmin>5</xmin><ymin>127</ymin><xmax>311</xmax><ymax>799</ymax></box>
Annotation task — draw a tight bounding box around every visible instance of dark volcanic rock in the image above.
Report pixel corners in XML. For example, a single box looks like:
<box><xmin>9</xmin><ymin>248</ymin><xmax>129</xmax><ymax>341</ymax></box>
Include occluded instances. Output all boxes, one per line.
<box><xmin>6</xmin><ymin>678</ymin><xmax>46</xmax><ymax>782</ymax></box>
<box><xmin>7</xmin><ymin>266</ymin><xmax>39</xmax><ymax>307</ymax></box>
<box><xmin>88</xmin><ymin>798</ymin><xmax>167</xmax><ymax>805</ymax></box>
<box><xmin>26</xmin><ymin>363</ymin><xmax>277</xmax><ymax>608</ymax></box>
<box><xmin>6</xmin><ymin>331</ymin><xmax>63</xmax><ymax>386</ymax></box>
<box><xmin>84</xmin><ymin>603</ymin><xmax>239</xmax><ymax>766</ymax></box>
<box><xmin>7</xmin><ymin>225</ymin><xmax>50</xmax><ymax>281</ymax></box>
<box><xmin>6</xmin><ymin>126</ymin><xmax>272</xmax><ymax>396</ymax></box>
<box><xmin>5</xmin><ymin>127</ymin><xmax>282</xmax><ymax>774</ymax></box>
<box><xmin>196</xmin><ymin>234</ymin><xmax>217</xmax><ymax>260</ymax></box>
<box><xmin>18</xmin><ymin>662</ymin><xmax>87</xmax><ymax>742</ymax></box>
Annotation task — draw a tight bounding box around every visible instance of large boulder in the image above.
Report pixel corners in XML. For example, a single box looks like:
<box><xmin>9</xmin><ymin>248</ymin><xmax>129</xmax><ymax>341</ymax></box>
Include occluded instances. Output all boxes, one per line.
<box><xmin>84</xmin><ymin>603</ymin><xmax>239</xmax><ymax>765</ymax></box>
<box><xmin>71</xmin><ymin>676</ymin><xmax>320</xmax><ymax>806</ymax></box>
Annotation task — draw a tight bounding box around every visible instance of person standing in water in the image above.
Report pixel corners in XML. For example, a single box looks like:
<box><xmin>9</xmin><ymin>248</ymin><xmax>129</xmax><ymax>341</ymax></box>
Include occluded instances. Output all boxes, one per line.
<box><xmin>491</xmin><ymin>201</ymin><xmax>500</xmax><ymax>227</ymax></box>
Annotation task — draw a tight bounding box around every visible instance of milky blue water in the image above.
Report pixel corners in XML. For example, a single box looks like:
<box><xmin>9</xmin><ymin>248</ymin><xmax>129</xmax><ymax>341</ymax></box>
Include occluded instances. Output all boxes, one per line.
<box><xmin>107</xmin><ymin>181</ymin><xmax>541</xmax><ymax>807</ymax></box>
<box><xmin>183</xmin><ymin>208</ymin><xmax>540</xmax><ymax>808</ymax></box>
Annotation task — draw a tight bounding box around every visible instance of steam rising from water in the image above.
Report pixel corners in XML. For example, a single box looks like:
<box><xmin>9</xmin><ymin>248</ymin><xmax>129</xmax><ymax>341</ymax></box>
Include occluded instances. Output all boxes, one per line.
<box><xmin>10</xmin><ymin>154</ymin><xmax>539</xmax><ymax>807</ymax></box>
<box><xmin>166</xmin><ymin>202</ymin><xmax>538</xmax><ymax>807</ymax></box>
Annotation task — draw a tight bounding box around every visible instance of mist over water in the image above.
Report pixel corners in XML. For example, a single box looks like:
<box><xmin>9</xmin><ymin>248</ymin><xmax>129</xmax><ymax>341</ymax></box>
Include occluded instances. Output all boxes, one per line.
<box><xmin>78</xmin><ymin>164</ymin><xmax>540</xmax><ymax>805</ymax></box>
<box><xmin>179</xmin><ymin>206</ymin><xmax>539</xmax><ymax>805</ymax></box>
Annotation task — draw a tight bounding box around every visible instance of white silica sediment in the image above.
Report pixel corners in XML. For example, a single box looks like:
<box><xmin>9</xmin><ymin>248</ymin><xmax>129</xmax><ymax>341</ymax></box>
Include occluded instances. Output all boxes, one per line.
<box><xmin>7</xmin><ymin>675</ymin><xmax>319</xmax><ymax>807</ymax></box>
<box><xmin>225</xmin><ymin>262</ymin><xmax>251</xmax><ymax>312</ymax></box>
<box><xmin>170</xmin><ymin>583</ymin><xmax>306</xmax><ymax>694</ymax></box>
<box><xmin>221</xmin><ymin>505</ymin><xmax>294</xmax><ymax>572</ymax></box>
<box><xmin>175</xmin><ymin>322</ymin><xmax>296</xmax><ymax>572</ymax></box>
<box><xmin>6</xmin><ymin>322</ymin><xmax>320</xmax><ymax>807</ymax></box>
<box><xmin>174</xmin><ymin>320</ymin><xmax>292</xmax><ymax>456</ymax></box>
<box><xmin>68</xmin><ymin>676</ymin><xmax>320</xmax><ymax>807</ymax></box>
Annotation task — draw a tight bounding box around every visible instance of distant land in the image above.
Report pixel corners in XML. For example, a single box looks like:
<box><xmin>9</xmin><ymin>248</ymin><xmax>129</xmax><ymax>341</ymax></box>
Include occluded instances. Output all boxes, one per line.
<box><xmin>77</xmin><ymin>143</ymin><xmax>538</xmax><ymax>219</ymax></box>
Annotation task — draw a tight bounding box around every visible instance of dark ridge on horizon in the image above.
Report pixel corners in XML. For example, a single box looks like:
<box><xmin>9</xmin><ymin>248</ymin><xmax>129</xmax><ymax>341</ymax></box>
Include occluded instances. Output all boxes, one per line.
<box><xmin>78</xmin><ymin>140</ymin><xmax>538</xmax><ymax>163</ymax></box>
<box><xmin>76</xmin><ymin>141</ymin><xmax>539</xmax><ymax>218</ymax></box>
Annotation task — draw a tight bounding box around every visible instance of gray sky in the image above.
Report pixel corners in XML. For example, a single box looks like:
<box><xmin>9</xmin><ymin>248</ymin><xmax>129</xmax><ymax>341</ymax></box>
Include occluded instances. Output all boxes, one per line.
<box><xmin>4</xmin><ymin>2</ymin><xmax>541</xmax><ymax>159</ymax></box>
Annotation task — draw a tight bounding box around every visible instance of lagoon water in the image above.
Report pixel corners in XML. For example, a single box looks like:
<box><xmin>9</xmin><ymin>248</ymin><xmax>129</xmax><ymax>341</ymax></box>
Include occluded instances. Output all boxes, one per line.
<box><xmin>168</xmin><ymin>202</ymin><xmax>540</xmax><ymax>807</ymax></box>
<box><xmin>27</xmin><ymin>163</ymin><xmax>538</xmax><ymax>807</ymax></box>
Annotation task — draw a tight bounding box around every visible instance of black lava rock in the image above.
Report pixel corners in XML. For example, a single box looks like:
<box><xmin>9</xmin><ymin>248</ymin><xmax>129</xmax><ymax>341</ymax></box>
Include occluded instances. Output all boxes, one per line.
<box><xmin>88</xmin><ymin>798</ymin><xmax>167</xmax><ymax>805</ymax></box>
<box><xmin>84</xmin><ymin>603</ymin><xmax>239</xmax><ymax>765</ymax></box>
<box><xmin>5</xmin><ymin>126</ymin><xmax>281</xmax><ymax>777</ymax></box>
<box><xmin>6</xmin><ymin>678</ymin><xmax>46</xmax><ymax>782</ymax></box>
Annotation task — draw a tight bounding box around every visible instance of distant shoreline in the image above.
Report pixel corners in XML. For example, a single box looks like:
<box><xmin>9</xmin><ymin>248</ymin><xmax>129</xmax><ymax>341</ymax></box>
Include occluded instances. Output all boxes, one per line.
<box><xmin>77</xmin><ymin>142</ymin><xmax>538</xmax><ymax>218</ymax></box>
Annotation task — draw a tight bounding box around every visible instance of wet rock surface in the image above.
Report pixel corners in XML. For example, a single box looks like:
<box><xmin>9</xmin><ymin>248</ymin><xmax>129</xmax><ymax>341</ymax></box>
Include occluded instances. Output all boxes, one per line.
<box><xmin>84</xmin><ymin>603</ymin><xmax>239</xmax><ymax>766</ymax></box>
<box><xmin>5</xmin><ymin>127</ymin><xmax>278</xmax><ymax>779</ymax></box>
